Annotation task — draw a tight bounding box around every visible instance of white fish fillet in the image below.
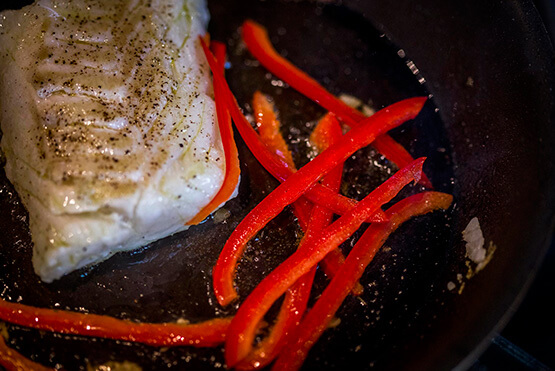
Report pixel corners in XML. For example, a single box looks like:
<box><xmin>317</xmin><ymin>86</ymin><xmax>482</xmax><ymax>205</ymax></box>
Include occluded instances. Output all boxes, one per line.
<box><xmin>0</xmin><ymin>0</ymin><xmax>233</xmax><ymax>282</ymax></box>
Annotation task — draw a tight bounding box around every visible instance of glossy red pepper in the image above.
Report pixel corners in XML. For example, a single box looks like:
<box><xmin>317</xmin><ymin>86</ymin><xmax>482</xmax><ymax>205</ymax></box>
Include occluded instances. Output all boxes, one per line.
<box><xmin>224</xmin><ymin>158</ymin><xmax>425</xmax><ymax>366</ymax></box>
<box><xmin>0</xmin><ymin>297</ymin><xmax>230</xmax><ymax>347</ymax></box>
<box><xmin>273</xmin><ymin>192</ymin><xmax>453</xmax><ymax>370</ymax></box>
<box><xmin>252</xmin><ymin>90</ymin><xmax>296</xmax><ymax>168</ymax></box>
<box><xmin>211</xmin><ymin>88</ymin><xmax>427</xmax><ymax>307</ymax></box>
<box><xmin>235</xmin><ymin>110</ymin><xmax>345</xmax><ymax>370</ymax></box>
<box><xmin>199</xmin><ymin>38</ymin><xmax>387</xmax><ymax>227</ymax></box>
<box><xmin>241</xmin><ymin>20</ymin><xmax>432</xmax><ymax>188</ymax></box>
<box><xmin>201</xmin><ymin>38</ymin><xmax>427</xmax><ymax>306</ymax></box>
<box><xmin>319</xmin><ymin>248</ymin><xmax>363</xmax><ymax>296</ymax></box>
<box><xmin>201</xmin><ymin>35</ymin><xmax>427</xmax><ymax>305</ymax></box>
<box><xmin>253</xmin><ymin>93</ymin><xmax>359</xmax><ymax>292</ymax></box>
<box><xmin>252</xmin><ymin>90</ymin><xmax>314</xmax><ymax>229</ymax></box>
<box><xmin>309</xmin><ymin>114</ymin><xmax>364</xmax><ymax>296</ymax></box>
<box><xmin>235</xmin><ymin>267</ymin><xmax>314</xmax><ymax>371</ymax></box>
<box><xmin>212</xmin><ymin>91</ymin><xmax>426</xmax><ymax>307</ymax></box>
<box><xmin>188</xmin><ymin>41</ymin><xmax>240</xmax><ymax>225</ymax></box>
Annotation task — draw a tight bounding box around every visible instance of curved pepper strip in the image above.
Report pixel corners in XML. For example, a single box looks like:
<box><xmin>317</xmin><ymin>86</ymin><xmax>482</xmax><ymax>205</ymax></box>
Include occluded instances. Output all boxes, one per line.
<box><xmin>0</xmin><ymin>331</ymin><xmax>53</xmax><ymax>371</ymax></box>
<box><xmin>224</xmin><ymin>158</ymin><xmax>425</xmax><ymax>366</ymax></box>
<box><xmin>235</xmin><ymin>266</ymin><xmax>314</xmax><ymax>371</ymax></box>
<box><xmin>252</xmin><ymin>91</ymin><xmax>296</xmax><ymax>168</ymax></box>
<box><xmin>241</xmin><ymin>20</ymin><xmax>432</xmax><ymax>188</ymax></box>
<box><xmin>0</xmin><ymin>298</ymin><xmax>230</xmax><ymax>347</ymax></box>
<box><xmin>252</xmin><ymin>90</ymin><xmax>313</xmax><ymax>232</ymax></box>
<box><xmin>273</xmin><ymin>192</ymin><xmax>453</xmax><ymax>370</ymax></box>
<box><xmin>215</xmin><ymin>86</ymin><xmax>426</xmax><ymax>306</ymax></box>
<box><xmin>235</xmin><ymin>110</ymin><xmax>344</xmax><ymax>370</ymax></box>
<box><xmin>309</xmin><ymin>114</ymin><xmax>364</xmax><ymax>296</ymax></box>
<box><xmin>199</xmin><ymin>38</ymin><xmax>387</xmax><ymax>227</ymax></box>
<box><xmin>217</xmin><ymin>86</ymin><xmax>427</xmax><ymax>305</ymax></box>
<box><xmin>252</xmin><ymin>89</ymin><xmax>313</xmax><ymax>229</ymax></box>
<box><xmin>252</xmin><ymin>92</ymin><xmax>360</xmax><ymax>296</ymax></box>
<box><xmin>187</xmin><ymin>41</ymin><xmax>240</xmax><ymax>225</ymax></box>
<box><xmin>202</xmin><ymin>33</ymin><xmax>427</xmax><ymax>307</ymax></box>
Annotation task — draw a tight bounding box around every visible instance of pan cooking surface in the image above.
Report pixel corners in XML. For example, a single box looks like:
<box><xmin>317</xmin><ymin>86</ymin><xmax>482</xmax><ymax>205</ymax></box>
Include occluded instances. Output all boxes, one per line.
<box><xmin>1</xmin><ymin>0</ymin><xmax>554</xmax><ymax>370</ymax></box>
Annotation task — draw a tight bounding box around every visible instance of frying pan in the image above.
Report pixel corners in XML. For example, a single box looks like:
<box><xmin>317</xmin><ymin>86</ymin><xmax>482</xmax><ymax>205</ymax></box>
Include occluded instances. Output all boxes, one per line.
<box><xmin>1</xmin><ymin>0</ymin><xmax>554</xmax><ymax>370</ymax></box>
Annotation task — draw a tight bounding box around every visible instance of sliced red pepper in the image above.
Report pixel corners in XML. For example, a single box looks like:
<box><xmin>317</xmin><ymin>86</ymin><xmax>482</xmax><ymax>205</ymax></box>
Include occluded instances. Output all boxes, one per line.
<box><xmin>273</xmin><ymin>191</ymin><xmax>453</xmax><ymax>370</ymax></box>
<box><xmin>236</xmin><ymin>187</ymin><xmax>341</xmax><ymax>369</ymax></box>
<box><xmin>235</xmin><ymin>199</ymin><xmax>343</xmax><ymax>370</ymax></box>
<box><xmin>187</xmin><ymin>41</ymin><xmax>240</xmax><ymax>225</ymax></box>
<box><xmin>214</xmin><ymin>89</ymin><xmax>427</xmax><ymax>307</ymax></box>
<box><xmin>235</xmin><ymin>267</ymin><xmax>314</xmax><ymax>371</ymax></box>
<box><xmin>252</xmin><ymin>90</ymin><xmax>315</xmax><ymax>226</ymax></box>
<box><xmin>224</xmin><ymin>158</ymin><xmax>425</xmax><ymax>366</ymax></box>
<box><xmin>235</xmin><ymin>110</ymin><xmax>345</xmax><ymax>370</ymax></box>
<box><xmin>252</xmin><ymin>90</ymin><xmax>316</xmax><ymax>231</ymax></box>
<box><xmin>210</xmin><ymin>39</ymin><xmax>227</xmax><ymax>63</ymax></box>
<box><xmin>252</xmin><ymin>90</ymin><xmax>296</xmax><ymax>169</ymax></box>
<box><xmin>319</xmin><ymin>248</ymin><xmax>363</xmax><ymax>296</ymax></box>
<box><xmin>213</xmin><ymin>86</ymin><xmax>427</xmax><ymax>306</ymax></box>
<box><xmin>253</xmin><ymin>93</ymin><xmax>358</xmax><ymax>294</ymax></box>
<box><xmin>0</xmin><ymin>297</ymin><xmax>230</xmax><ymax>347</ymax></box>
<box><xmin>202</xmin><ymin>32</ymin><xmax>426</xmax><ymax>307</ymax></box>
<box><xmin>199</xmin><ymin>38</ymin><xmax>387</xmax><ymax>226</ymax></box>
<box><xmin>310</xmin><ymin>114</ymin><xmax>364</xmax><ymax>296</ymax></box>
<box><xmin>241</xmin><ymin>20</ymin><xmax>432</xmax><ymax>188</ymax></box>
<box><xmin>0</xmin><ymin>331</ymin><xmax>53</xmax><ymax>371</ymax></box>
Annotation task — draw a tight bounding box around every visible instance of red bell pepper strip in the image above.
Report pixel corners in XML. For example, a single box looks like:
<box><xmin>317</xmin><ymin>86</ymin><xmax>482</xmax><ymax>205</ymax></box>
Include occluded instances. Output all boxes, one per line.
<box><xmin>187</xmin><ymin>41</ymin><xmax>240</xmax><ymax>225</ymax></box>
<box><xmin>199</xmin><ymin>38</ymin><xmax>387</xmax><ymax>226</ymax></box>
<box><xmin>241</xmin><ymin>20</ymin><xmax>432</xmax><ymax>188</ymax></box>
<box><xmin>210</xmin><ymin>39</ymin><xmax>227</xmax><ymax>63</ymax></box>
<box><xmin>0</xmin><ymin>297</ymin><xmax>230</xmax><ymax>347</ymax></box>
<box><xmin>214</xmin><ymin>85</ymin><xmax>427</xmax><ymax>306</ymax></box>
<box><xmin>0</xmin><ymin>331</ymin><xmax>53</xmax><ymax>371</ymax></box>
<box><xmin>202</xmin><ymin>32</ymin><xmax>426</xmax><ymax>307</ymax></box>
<box><xmin>235</xmin><ymin>110</ymin><xmax>345</xmax><ymax>370</ymax></box>
<box><xmin>252</xmin><ymin>89</ymin><xmax>316</xmax><ymax>232</ymax></box>
<box><xmin>237</xmin><ymin>189</ymin><xmax>342</xmax><ymax>370</ymax></box>
<box><xmin>224</xmin><ymin>158</ymin><xmax>425</xmax><ymax>366</ymax></box>
<box><xmin>252</xmin><ymin>90</ymin><xmax>296</xmax><ymax>168</ymax></box>
<box><xmin>310</xmin><ymin>114</ymin><xmax>364</xmax><ymax>296</ymax></box>
<box><xmin>235</xmin><ymin>265</ymin><xmax>314</xmax><ymax>371</ymax></box>
<box><xmin>253</xmin><ymin>93</ymin><xmax>360</xmax><ymax>295</ymax></box>
<box><xmin>308</xmin><ymin>114</ymin><xmax>363</xmax><ymax>296</ymax></box>
<box><xmin>214</xmin><ymin>87</ymin><xmax>426</xmax><ymax>307</ymax></box>
<box><xmin>252</xmin><ymin>89</ymin><xmax>314</xmax><ymax>228</ymax></box>
<box><xmin>272</xmin><ymin>191</ymin><xmax>453</xmax><ymax>370</ymax></box>
<box><xmin>319</xmin><ymin>248</ymin><xmax>363</xmax><ymax>296</ymax></box>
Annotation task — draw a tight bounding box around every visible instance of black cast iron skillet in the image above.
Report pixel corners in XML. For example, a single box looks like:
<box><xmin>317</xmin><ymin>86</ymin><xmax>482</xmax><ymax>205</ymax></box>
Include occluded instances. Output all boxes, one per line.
<box><xmin>1</xmin><ymin>0</ymin><xmax>554</xmax><ymax>370</ymax></box>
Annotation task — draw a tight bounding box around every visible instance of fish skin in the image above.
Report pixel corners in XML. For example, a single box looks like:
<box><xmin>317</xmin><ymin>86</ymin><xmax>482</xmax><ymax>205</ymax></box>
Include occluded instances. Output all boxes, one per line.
<box><xmin>0</xmin><ymin>0</ymin><xmax>231</xmax><ymax>282</ymax></box>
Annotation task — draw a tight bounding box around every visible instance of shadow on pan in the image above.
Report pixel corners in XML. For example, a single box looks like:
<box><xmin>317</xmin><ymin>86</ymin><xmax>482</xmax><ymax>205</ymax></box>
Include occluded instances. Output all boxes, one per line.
<box><xmin>342</xmin><ymin>0</ymin><xmax>555</xmax><ymax>370</ymax></box>
<box><xmin>0</xmin><ymin>0</ymin><xmax>554</xmax><ymax>370</ymax></box>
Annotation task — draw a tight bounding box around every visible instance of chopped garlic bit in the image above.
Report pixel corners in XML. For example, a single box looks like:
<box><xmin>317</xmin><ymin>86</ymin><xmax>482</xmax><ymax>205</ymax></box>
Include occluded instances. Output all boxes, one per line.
<box><xmin>461</xmin><ymin>217</ymin><xmax>496</xmax><ymax>280</ymax></box>
<box><xmin>457</xmin><ymin>217</ymin><xmax>497</xmax><ymax>293</ymax></box>
<box><xmin>213</xmin><ymin>207</ymin><xmax>231</xmax><ymax>223</ymax></box>
<box><xmin>87</xmin><ymin>360</ymin><xmax>142</xmax><ymax>371</ymax></box>
<box><xmin>338</xmin><ymin>93</ymin><xmax>363</xmax><ymax>109</ymax></box>
<box><xmin>327</xmin><ymin>317</ymin><xmax>341</xmax><ymax>328</ymax></box>
<box><xmin>475</xmin><ymin>241</ymin><xmax>497</xmax><ymax>273</ymax></box>
<box><xmin>338</xmin><ymin>93</ymin><xmax>375</xmax><ymax>117</ymax></box>
<box><xmin>361</xmin><ymin>105</ymin><xmax>376</xmax><ymax>117</ymax></box>
<box><xmin>463</xmin><ymin>217</ymin><xmax>486</xmax><ymax>264</ymax></box>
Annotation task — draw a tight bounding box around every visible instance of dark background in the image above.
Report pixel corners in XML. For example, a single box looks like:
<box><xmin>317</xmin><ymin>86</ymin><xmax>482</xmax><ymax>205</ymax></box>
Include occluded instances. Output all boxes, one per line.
<box><xmin>473</xmin><ymin>1</ymin><xmax>555</xmax><ymax>369</ymax></box>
